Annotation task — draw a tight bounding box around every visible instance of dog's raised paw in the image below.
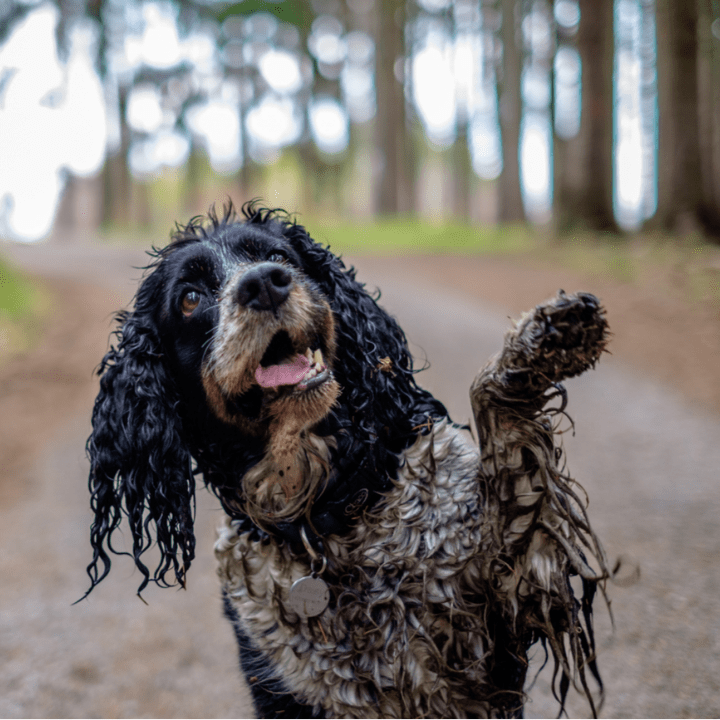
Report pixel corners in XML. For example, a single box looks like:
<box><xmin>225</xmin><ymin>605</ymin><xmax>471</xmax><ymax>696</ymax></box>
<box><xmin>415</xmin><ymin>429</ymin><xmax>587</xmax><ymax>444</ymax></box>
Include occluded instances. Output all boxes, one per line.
<box><xmin>501</xmin><ymin>289</ymin><xmax>610</xmax><ymax>393</ymax></box>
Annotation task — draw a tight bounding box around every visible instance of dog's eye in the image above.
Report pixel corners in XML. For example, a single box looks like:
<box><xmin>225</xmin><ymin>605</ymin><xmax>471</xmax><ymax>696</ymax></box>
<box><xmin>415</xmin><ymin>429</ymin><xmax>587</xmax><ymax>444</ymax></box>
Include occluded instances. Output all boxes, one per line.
<box><xmin>268</xmin><ymin>251</ymin><xmax>288</xmax><ymax>264</ymax></box>
<box><xmin>181</xmin><ymin>290</ymin><xmax>201</xmax><ymax>317</ymax></box>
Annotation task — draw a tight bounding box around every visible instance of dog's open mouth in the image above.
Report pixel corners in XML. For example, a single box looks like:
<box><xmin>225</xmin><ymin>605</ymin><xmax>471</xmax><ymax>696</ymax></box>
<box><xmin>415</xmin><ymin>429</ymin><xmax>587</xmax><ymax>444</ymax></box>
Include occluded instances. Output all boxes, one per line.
<box><xmin>255</xmin><ymin>330</ymin><xmax>330</xmax><ymax>392</ymax></box>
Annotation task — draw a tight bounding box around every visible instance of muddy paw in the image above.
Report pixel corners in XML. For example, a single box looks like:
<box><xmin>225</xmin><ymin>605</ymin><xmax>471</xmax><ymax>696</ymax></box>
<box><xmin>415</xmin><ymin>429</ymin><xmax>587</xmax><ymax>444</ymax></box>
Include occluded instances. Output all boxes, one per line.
<box><xmin>501</xmin><ymin>290</ymin><xmax>610</xmax><ymax>393</ymax></box>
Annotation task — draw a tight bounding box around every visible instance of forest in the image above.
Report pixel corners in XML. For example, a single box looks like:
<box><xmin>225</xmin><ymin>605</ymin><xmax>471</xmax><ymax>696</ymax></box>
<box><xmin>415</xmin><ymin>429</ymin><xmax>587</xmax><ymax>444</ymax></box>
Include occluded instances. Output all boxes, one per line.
<box><xmin>2</xmin><ymin>4</ymin><xmax>720</xmax><ymax>717</ymax></box>
<box><xmin>1</xmin><ymin>0</ymin><xmax>719</xmax><ymax>241</ymax></box>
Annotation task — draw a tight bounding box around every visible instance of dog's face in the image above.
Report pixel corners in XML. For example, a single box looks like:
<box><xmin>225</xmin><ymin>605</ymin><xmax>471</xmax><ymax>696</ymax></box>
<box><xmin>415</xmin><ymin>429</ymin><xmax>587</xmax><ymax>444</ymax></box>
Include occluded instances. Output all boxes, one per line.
<box><xmin>152</xmin><ymin>221</ymin><xmax>340</xmax><ymax>437</ymax></box>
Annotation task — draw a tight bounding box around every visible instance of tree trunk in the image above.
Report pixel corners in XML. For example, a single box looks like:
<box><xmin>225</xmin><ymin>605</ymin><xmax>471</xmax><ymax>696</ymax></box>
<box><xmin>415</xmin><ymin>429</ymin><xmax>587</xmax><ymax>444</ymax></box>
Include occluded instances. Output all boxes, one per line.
<box><xmin>498</xmin><ymin>0</ymin><xmax>524</xmax><ymax>222</ymax></box>
<box><xmin>649</xmin><ymin>0</ymin><xmax>704</xmax><ymax>235</ymax></box>
<box><xmin>553</xmin><ymin>126</ymin><xmax>572</xmax><ymax>233</ymax></box>
<box><xmin>552</xmin><ymin>27</ymin><xmax>584</xmax><ymax>232</ymax></box>
<box><xmin>639</xmin><ymin>0</ymin><xmax>657</xmax><ymax>222</ymax></box>
<box><xmin>374</xmin><ymin>0</ymin><xmax>413</xmax><ymax>215</ymax></box>
<box><xmin>553</xmin><ymin>108</ymin><xmax>587</xmax><ymax>232</ymax></box>
<box><xmin>103</xmin><ymin>84</ymin><xmax>132</xmax><ymax>229</ymax></box>
<box><xmin>452</xmin><ymin>127</ymin><xmax>473</xmax><ymax>220</ymax></box>
<box><xmin>697</xmin><ymin>0</ymin><xmax>720</xmax><ymax>236</ymax></box>
<box><xmin>572</xmin><ymin>0</ymin><xmax>617</xmax><ymax>232</ymax></box>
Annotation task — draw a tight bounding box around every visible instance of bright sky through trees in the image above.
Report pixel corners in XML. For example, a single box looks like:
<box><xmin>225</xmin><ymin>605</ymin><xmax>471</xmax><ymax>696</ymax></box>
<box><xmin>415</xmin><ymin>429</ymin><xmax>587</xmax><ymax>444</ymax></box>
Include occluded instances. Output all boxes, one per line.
<box><xmin>0</xmin><ymin>0</ymin><xmax>652</xmax><ymax>241</ymax></box>
<box><xmin>0</xmin><ymin>5</ymin><xmax>106</xmax><ymax>240</ymax></box>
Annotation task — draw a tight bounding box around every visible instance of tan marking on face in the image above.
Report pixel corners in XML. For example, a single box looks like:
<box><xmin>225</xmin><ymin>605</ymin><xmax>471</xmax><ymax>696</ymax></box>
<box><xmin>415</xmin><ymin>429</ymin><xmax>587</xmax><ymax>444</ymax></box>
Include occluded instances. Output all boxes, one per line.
<box><xmin>200</xmin><ymin>262</ymin><xmax>339</xmax><ymax>434</ymax></box>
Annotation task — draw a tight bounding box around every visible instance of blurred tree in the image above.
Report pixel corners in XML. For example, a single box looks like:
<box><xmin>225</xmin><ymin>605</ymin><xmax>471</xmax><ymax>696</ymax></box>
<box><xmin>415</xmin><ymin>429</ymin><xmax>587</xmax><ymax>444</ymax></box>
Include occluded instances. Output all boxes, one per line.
<box><xmin>451</xmin><ymin>0</ymin><xmax>479</xmax><ymax>220</ymax></box>
<box><xmin>451</xmin><ymin>123</ymin><xmax>473</xmax><ymax>219</ymax></box>
<box><xmin>103</xmin><ymin>84</ymin><xmax>133</xmax><ymax>228</ymax></box>
<box><xmin>649</xmin><ymin>0</ymin><xmax>704</xmax><ymax>235</ymax></box>
<box><xmin>17</xmin><ymin>0</ymin><xmax>720</xmax><ymax>237</ymax></box>
<box><xmin>498</xmin><ymin>0</ymin><xmax>525</xmax><ymax>222</ymax></box>
<box><xmin>301</xmin><ymin>0</ymin><xmax>345</xmax><ymax>216</ymax></box>
<box><xmin>523</xmin><ymin>0</ymin><xmax>554</xmax><ymax>223</ymax></box>
<box><xmin>213</xmin><ymin>1</ymin><xmax>316</xmax><ymax>208</ymax></box>
<box><xmin>552</xmin><ymin>5</ymin><xmax>583</xmax><ymax>232</ymax></box>
<box><xmin>565</xmin><ymin>0</ymin><xmax>616</xmax><ymax>232</ymax></box>
<box><xmin>639</xmin><ymin>0</ymin><xmax>657</xmax><ymax>224</ymax></box>
<box><xmin>375</xmin><ymin>0</ymin><xmax>413</xmax><ymax>214</ymax></box>
<box><xmin>697</xmin><ymin>0</ymin><xmax>720</xmax><ymax>234</ymax></box>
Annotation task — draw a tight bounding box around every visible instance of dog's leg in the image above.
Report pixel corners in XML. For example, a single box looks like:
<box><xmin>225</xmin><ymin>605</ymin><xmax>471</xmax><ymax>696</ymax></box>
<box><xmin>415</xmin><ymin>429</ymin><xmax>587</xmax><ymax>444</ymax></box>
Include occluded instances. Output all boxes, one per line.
<box><xmin>223</xmin><ymin>594</ymin><xmax>322</xmax><ymax>718</ymax></box>
<box><xmin>470</xmin><ymin>290</ymin><xmax>610</xmax><ymax>713</ymax></box>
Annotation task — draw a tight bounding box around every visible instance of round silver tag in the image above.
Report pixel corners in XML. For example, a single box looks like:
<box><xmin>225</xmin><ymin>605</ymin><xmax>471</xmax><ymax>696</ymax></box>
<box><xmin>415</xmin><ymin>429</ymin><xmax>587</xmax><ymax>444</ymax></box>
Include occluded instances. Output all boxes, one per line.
<box><xmin>288</xmin><ymin>576</ymin><xmax>330</xmax><ymax>618</ymax></box>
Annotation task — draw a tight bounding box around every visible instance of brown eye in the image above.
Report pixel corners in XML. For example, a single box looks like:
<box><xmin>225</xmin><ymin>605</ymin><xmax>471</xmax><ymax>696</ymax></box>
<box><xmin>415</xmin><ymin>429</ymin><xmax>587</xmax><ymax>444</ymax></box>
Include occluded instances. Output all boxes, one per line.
<box><xmin>181</xmin><ymin>290</ymin><xmax>201</xmax><ymax>317</ymax></box>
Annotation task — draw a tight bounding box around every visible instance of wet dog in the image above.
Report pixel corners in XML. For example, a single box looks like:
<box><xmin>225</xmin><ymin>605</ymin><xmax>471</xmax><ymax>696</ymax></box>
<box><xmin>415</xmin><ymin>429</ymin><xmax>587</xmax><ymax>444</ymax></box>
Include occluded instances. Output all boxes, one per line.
<box><xmin>83</xmin><ymin>202</ymin><xmax>610</xmax><ymax>718</ymax></box>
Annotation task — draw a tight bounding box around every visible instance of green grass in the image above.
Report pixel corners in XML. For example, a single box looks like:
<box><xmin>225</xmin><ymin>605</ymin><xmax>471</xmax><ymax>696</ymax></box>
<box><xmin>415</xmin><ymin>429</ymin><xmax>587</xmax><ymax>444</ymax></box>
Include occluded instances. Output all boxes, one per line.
<box><xmin>0</xmin><ymin>257</ymin><xmax>47</xmax><ymax>362</ymax></box>
<box><xmin>0</xmin><ymin>258</ymin><xmax>35</xmax><ymax>319</ymax></box>
<box><xmin>302</xmin><ymin>217</ymin><xmax>534</xmax><ymax>256</ymax></box>
<box><xmin>534</xmin><ymin>232</ymin><xmax>639</xmax><ymax>283</ymax></box>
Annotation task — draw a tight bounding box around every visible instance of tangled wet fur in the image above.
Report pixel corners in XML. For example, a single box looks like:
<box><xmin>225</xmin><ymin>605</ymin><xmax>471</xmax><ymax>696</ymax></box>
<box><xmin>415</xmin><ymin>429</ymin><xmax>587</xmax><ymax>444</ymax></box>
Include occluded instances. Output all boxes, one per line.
<box><xmin>83</xmin><ymin>201</ymin><xmax>611</xmax><ymax>718</ymax></box>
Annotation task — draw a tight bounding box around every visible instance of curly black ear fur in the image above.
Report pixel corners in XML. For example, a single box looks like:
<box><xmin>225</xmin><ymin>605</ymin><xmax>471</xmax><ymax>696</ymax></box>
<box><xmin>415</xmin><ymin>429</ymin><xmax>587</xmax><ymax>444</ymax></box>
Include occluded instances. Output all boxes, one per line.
<box><xmin>82</xmin><ymin>272</ymin><xmax>196</xmax><ymax>599</ymax></box>
<box><xmin>288</xmin><ymin>222</ymin><xmax>447</xmax><ymax>433</ymax></box>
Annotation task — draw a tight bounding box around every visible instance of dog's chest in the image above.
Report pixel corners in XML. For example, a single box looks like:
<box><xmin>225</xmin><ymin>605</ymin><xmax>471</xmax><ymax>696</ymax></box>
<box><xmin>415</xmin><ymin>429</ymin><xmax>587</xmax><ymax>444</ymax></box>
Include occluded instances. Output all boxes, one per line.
<box><xmin>216</xmin><ymin>423</ymin><xmax>500</xmax><ymax>718</ymax></box>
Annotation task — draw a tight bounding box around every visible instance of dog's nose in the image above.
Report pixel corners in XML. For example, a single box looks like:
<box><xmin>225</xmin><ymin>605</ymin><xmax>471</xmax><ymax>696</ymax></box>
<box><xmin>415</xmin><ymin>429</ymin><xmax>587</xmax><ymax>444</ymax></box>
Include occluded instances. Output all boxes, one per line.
<box><xmin>237</xmin><ymin>262</ymin><xmax>292</xmax><ymax>312</ymax></box>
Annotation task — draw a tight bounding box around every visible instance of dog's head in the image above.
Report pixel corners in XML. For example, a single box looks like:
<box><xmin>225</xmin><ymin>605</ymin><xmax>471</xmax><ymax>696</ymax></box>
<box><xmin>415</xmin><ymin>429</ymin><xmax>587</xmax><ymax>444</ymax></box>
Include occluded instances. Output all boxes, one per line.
<box><xmin>83</xmin><ymin>202</ymin><xmax>447</xmax><ymax>596</ymax></box>
<box><xmin>158</xmin><ymin>211</ymin><xmax>341</xmax><ymax>436</ymax></box>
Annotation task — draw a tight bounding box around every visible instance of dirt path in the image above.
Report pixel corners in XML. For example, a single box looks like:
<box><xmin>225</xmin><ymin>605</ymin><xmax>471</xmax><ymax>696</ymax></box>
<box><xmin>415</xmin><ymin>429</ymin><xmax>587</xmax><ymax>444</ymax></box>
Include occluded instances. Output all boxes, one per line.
<box><xmin>2</xmin><ymin>239</ymin><xmax>719</xmax><ymax>718</ymax></box>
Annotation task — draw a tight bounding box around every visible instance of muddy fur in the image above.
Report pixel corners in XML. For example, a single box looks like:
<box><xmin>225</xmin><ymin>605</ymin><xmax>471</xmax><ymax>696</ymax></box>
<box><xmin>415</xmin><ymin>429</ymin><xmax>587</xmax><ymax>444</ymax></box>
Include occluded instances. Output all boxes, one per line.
<box><xmin>83</xmin><ymin>202</ymin><xmax>611</xmax><ymax>718</ymax></box>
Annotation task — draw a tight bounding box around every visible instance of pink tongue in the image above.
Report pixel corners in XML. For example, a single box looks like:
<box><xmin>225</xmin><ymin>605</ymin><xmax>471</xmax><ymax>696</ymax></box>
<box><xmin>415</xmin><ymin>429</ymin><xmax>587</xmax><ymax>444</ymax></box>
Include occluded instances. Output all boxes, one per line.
<box><xmin>255</xmin><ymin>354</ymin><xmax>311</xmax><ymax>388</ymax></box>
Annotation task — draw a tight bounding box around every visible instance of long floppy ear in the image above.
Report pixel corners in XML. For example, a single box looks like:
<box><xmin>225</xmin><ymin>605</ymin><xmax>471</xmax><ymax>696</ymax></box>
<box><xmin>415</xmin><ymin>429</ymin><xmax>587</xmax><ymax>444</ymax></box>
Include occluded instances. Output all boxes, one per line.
<box><xmin>82</xmin><ymin>276</ymin><xmax>195</xmax><ymax>599</ymax></box>
<box><xmin>277</xmin><ymin>216</ymin><xmax>449</xmax><ymax>439</ymax></box>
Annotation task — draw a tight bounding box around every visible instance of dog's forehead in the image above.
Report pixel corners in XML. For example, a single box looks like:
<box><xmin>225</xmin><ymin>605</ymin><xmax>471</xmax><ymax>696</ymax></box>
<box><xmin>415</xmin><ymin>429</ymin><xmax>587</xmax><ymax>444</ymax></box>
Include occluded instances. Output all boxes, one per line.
<box><xmin>228</xmin><ymin>223</ymin><xmax>291</xmax><ymax>257</ymax></box>
<box><xmin>167</xmin><ymin>222</ymin><xmax>292</xmax><ymax>276</ymax></box>
<box><xmin>222</xmin><ymin>222</ymin><xmax>290</xmax><ymax>260</ymax></box>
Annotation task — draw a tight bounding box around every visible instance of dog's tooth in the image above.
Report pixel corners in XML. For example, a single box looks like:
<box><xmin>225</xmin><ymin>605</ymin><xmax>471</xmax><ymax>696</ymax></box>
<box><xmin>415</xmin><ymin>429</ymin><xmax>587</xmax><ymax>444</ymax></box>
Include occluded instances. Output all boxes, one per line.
<box><xmin>305</xmin><ymin>347</ymin><xmax>313</xmax><ymax>362</ymax></box>
<box><xmin>313</xmin><ymin>349</ymin><xmax>323</xmax><ymax>366</ymax></box>
<box><xmin>300</xmin><ymin>366</ymin><xmax>318</xmax><ymax>385</ymax></box>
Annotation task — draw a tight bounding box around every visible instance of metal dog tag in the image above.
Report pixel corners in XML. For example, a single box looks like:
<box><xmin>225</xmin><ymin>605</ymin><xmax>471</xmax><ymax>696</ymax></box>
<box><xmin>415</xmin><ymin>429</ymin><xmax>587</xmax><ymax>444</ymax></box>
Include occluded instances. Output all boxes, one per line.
<box><xmin>288</xmin><ymin>576</ymin><xmax>330</xmax><ymax>618</ymax></box>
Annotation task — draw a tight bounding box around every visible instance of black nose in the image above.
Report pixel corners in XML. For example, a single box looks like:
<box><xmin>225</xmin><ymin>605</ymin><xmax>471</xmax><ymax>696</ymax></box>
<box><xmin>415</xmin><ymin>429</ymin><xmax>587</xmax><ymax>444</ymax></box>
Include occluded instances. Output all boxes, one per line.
<box><xmin>237</xmin><ymin>262</ymin><xmax>292</xmax><ymax>312</ymax></box>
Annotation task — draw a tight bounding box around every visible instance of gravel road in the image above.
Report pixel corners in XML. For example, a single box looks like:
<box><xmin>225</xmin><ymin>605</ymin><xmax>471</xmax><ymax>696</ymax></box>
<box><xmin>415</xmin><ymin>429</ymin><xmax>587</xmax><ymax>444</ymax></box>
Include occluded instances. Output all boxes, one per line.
<box><xmin>2</xmin><ymin>239</ymin><xmax>719</xmax><ymax>718</ymax></box>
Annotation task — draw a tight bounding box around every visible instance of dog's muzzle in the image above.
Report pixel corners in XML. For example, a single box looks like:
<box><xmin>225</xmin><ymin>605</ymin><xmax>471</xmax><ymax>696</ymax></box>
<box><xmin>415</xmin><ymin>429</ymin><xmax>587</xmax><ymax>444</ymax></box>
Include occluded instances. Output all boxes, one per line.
<box><xmin>201</xmin><ymin>260</ymin><xmax>339</xmax><ymax>426</ymax></box>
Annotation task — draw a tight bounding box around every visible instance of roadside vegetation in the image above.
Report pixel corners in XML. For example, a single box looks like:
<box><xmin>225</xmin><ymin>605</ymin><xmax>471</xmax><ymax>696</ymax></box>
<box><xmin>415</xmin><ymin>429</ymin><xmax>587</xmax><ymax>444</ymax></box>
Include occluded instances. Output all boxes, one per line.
<box><xmin>0</xmin><ymin>257</ymin><xmax>48</xmax><ymax>363</ymax></box>
<box><xmin>527</xmin><ymin>231</ymin><xmax>720</xmax><ymax>314</ymax></box>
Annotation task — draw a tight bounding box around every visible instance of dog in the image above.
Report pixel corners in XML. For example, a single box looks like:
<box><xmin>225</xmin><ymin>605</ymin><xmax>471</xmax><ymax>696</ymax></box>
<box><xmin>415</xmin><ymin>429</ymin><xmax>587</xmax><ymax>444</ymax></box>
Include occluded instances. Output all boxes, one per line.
<box><xmin>83</xmin><ymin>201</ymin><xmax>610</xmax><ymax>718</ymax></box>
